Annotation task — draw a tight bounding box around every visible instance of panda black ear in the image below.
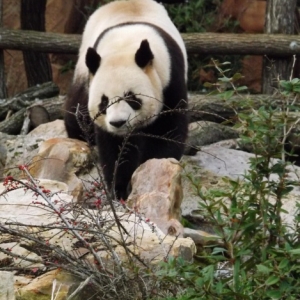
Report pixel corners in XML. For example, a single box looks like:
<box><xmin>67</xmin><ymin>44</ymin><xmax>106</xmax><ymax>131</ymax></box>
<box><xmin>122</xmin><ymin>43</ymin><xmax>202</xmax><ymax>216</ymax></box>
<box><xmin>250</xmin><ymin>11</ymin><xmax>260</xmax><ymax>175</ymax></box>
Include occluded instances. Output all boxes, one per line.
<box><xmin>135</xmin><ymin>40</ymin><xmax>154</xmax><ymax>68</ymax></box>
<box><xmin>86</xmin><ymin>47</ymin><xmax>101</xmax><ymax>75</ymax></box>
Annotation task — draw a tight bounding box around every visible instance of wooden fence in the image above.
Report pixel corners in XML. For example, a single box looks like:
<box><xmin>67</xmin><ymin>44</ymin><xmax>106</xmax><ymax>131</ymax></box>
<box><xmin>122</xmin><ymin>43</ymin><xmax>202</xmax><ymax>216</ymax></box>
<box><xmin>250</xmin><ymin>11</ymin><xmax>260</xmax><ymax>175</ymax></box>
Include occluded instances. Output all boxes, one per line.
<box><xmin>1</xmin><ymin>0</ymin><xmax>300</xmax><ymax>97</ymax></box>
<box><xmin>1</xmin><ymin>28</ymin><xmax>300</xmax><ymax>56</ymax></box>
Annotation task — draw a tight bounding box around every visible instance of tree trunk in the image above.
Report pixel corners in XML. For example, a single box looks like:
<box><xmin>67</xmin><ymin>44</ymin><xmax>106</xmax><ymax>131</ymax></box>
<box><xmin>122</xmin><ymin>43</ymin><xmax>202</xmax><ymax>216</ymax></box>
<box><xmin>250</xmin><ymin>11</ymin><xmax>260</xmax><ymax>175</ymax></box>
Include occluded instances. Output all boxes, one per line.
<box><xmin>20</xmin><ymin>0</ymin><xmax>52</xmax><ymax>87</ymax></box>
<box><xmin>262</xmin><ymin>0</ymin><xmax>297</xmax><ymax>94</ymax></box>
<box><xmin>0</xmin><ymin>0</ymin><xmax>7</xmax><ymax>98</ymax></box>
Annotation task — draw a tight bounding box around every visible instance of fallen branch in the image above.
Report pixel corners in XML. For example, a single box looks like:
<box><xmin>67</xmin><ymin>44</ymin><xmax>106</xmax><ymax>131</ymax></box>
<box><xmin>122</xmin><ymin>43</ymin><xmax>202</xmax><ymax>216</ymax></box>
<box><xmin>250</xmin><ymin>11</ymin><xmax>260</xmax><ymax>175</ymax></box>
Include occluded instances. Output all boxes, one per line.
<box><xmin>0</xmin><ymin>81</ymin><xmax>59</xmax><ymax>120</ymax></box>
<box><xmin>2</xmin><ymin>90</ymin><xmax>300</xmax><ymax>136</ymax></box>
<box><xmin>0</xmin><ymin>96</ymin><xmax>64</xmax><ymax>135</ymax></box>
<box><xmin>188</xmin><ymin>93</ymin><xmax>300</xmax><ymax>123</ymax></box>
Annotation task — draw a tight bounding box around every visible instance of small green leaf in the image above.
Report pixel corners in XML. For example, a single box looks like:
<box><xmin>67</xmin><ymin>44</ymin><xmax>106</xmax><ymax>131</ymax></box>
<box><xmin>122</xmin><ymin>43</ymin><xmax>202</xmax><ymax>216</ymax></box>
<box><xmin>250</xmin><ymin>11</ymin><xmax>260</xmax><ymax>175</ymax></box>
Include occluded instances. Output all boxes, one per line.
<box><xmin>293</xmin><ymin>84</ymin><xmax>300</xmax><ymax>93</ymax></box>
<box><xmin>232</xmin><ymin>73</ymin><xmax>243</xmax><ymax>80</ymax></box>
<box><xmin>256</xmin><ymin>264</ymin><xmax>271</xmax><ymax>274</ymax></box>
<box><xmin>203</xmin><ymin>82</ymin><xmax>214</xmax><ymax>88</ymax></box>
<box><xmin>278</xmin><ymin>258</ymin><xmax>289</xmax><ymax>269</ymax></box>
<box><xmin>266</xmin><ymin>275</ymin><xmax>280</xmax><ymax>286</ymax></box>
<box><xmin>221</xmin><ymin>90</ymin><xmax>235</xmax><ymax>100</ymax></box>
<box><xmin>236</xmin><ymin>85</ymin><xmax>248</xmax><ymax>91</ymax></box>
<box><xmin>218</xmin><ymin>77</ymin><xmax>231</xmax><ymax>83</ymax></box>
<box><xmin>280</xmin><ymin>80</ymin><xmax>292</xmax><ymax>91</ymax></box>
<box><xmin>287</xmin><ymin>248</ymin><xmax>300</xmax><ymax>255</ymax></box>
<box><xmin>212</xmin><ymin>247</ymin><xmax>227</xmax><ymax>255</ymax></box>
<box><xmin>291</xmin><ymin>78</ymin><xmax>300</xmax><ymax>84</ymax></box>
<box><xmin>280</xmin><ymin>186</ymin><xmax>294</xmax><ymax>196</ymax></box>
<box><xmin>266</xmin><ymin>290</ymin><xmax>282</xmax><ymax>299</ymax></box>
<box><xmin>215</xmin><ymin>281</ymin><xmax>223</xmax><ymax>293</ymax></box>
<box><xmin>220</xmin><ymin>61</ymin><xmax>231</xmax><ymax>65</ymax></box>
<box><xmin>195</xmin><ymin>277</ymin><xmax>204</xmax><ymax>287</ymax></box>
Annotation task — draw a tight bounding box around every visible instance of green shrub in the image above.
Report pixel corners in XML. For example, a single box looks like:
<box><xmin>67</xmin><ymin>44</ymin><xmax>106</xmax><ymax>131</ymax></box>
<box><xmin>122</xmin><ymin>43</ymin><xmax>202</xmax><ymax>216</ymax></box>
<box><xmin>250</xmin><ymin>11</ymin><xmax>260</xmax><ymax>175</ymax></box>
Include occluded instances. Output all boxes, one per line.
<box><xmin>154</xmin><ymin>65</ymin><xmax>300</xmax><ymax>300</ymax></box>
<box><xmin>164</xmin><ymin>1</ymin><xmax>241</xmax><ymax>91</ymax></box>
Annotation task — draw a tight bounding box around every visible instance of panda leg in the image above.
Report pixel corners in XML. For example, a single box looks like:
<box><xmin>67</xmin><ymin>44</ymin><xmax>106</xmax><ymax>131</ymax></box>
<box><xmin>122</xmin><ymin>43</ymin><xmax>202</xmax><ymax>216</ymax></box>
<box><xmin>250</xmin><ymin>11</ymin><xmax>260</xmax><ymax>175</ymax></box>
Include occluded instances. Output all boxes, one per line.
<box><xmin>95</xmin><ymin>128</ymin><xmax>140</xmax><ymax>200</ymax></box>
<box><xmin>114</xmin><ymin>138</ymin><xmax>142</xmax><ymax>199</ymax></box>
<box><xmin>142</xmin><ymin>113</ymin><xmax>188</xmax><ymax>161</ymax></box>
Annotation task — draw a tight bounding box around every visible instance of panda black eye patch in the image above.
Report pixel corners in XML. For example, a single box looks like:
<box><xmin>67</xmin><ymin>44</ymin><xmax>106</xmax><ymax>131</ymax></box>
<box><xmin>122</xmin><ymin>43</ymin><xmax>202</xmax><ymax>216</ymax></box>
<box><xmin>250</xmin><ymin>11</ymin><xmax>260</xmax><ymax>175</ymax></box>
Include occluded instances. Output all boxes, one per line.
<box><xmin>124</xmin><ymin>92</ymin><xmax>142</xmax><ymax>110</ymax></box>
<box><xmin>99</xmin><ymin>95</ymin><xmax>109</xmax><ymax>114</ymax></box>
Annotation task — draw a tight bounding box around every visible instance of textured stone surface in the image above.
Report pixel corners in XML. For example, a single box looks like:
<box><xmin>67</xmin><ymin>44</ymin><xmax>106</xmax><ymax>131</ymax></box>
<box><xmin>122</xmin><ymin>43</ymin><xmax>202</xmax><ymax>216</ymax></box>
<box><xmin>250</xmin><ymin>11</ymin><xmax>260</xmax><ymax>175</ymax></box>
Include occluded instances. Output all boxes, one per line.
<box><xmin>18</xmin><ymin>269</ymin><xmax>76</xmax><ymax>300</ymax></box>
<box><xmin>30</xmin><ymin>137</ymin><xmax>91</xmax><ymax>199</ymax></box>
<box><xmin>185</xmin><ymin>121</ymin><xmax>239</xmax><ymax>155</ymax></box>
<box><xmin>0</xmin><ymin>271</ymin><xmax>15</xmax><ymax>300</ymax></box>
<box><xmin>3</xmin><ymin>120</ymin><xmax>68</xmax><ymax>179</ymax></box>
<box><xmin>128</xmin><ymin>158</ymin><xmax>184</xmax><ymax>236</ymax></box>
<box><xmin>183</xmin><ymin>228</ymin><xmax>221</xmax><ymax>246</ymax></box>
<box><xmin>0</xmin><ymin>179</ymin><xmax>71</xmax><ymax>225</ymax></box>
<box><xmin>0</xmin><ymin>132</ymin><xmax>16</xmax><ymax>178</ymax></box>
<box><xmin>181</xmin><ymin>142</ymin><xmax>300</xmax><ymax>231</ymax></box>
<box><xmin>84</xmin><ymin>211</ymin><xmax>196</xmax><ymax>265</ymax></box>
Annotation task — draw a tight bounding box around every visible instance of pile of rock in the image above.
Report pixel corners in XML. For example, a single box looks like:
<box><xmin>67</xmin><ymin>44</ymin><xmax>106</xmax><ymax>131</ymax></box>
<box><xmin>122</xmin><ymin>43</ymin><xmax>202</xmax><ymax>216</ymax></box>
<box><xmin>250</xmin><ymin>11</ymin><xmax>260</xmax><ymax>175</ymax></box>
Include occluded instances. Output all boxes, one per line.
<box><xmin>1</xmin><ymin>114</ymin><xmax>300</xmax><ymax>298</ymax></box>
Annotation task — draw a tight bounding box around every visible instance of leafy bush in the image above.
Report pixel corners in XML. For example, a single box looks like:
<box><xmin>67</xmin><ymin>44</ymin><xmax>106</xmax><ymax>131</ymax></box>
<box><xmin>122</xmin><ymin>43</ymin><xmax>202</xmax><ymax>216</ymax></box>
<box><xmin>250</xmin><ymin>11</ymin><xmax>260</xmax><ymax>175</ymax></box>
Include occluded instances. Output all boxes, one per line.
<box><xmin>165</xmin><ymin>0</ymin><xmax>219</xmax><ymax>33</ymax></box>
<box><xmin>154</xmin><ymin>65</ymin><xmax>300</xmax><ymax>299</ymax></box>
<box><xmin>164</xmin><ymin>1</ymin><xmax>241</xmax><ymax>92</ymax></box>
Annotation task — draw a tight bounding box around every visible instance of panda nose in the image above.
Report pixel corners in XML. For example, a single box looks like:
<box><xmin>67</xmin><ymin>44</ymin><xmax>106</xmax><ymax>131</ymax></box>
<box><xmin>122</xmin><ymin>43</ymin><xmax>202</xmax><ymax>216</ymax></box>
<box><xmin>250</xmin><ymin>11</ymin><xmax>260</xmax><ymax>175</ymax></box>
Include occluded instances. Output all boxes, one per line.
<box><xmin>109</xmin><ymin>120</ymin><xmax>126</xmax><ymax>128</ymax></box>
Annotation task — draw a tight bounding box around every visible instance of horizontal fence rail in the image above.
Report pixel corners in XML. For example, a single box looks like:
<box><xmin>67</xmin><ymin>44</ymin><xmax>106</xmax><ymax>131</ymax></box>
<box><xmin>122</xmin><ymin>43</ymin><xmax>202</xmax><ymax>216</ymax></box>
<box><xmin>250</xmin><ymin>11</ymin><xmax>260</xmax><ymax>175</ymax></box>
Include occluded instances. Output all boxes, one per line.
<box><xmin>0</xmin><ymin>28</ymin><xmax>300</xmax><ymax>56</ymax></box>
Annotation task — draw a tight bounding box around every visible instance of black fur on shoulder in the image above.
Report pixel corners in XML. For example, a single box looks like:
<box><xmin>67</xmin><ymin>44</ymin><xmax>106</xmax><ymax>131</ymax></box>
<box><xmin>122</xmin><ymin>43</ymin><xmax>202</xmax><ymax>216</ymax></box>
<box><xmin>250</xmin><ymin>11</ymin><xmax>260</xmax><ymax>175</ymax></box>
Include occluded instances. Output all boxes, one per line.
<box><xmin>64</xmin><ymin>83</ymin><xmax>95</xmax><ymax>144</ymax></box>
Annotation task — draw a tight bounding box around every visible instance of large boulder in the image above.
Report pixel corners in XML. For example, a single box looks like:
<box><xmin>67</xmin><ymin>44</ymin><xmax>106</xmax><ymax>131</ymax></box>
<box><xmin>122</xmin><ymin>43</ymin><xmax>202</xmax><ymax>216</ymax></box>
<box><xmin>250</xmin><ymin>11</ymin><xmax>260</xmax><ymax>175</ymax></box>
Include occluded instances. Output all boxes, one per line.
<box><xmin>2</xmin><ymin>120</ymin><xmax>67</xmax><ymax>178</ymax></box>
<box><xmin>128</xmin><ymin>158</ymin><xmax>184</xmax><ymax>236</ymax></box>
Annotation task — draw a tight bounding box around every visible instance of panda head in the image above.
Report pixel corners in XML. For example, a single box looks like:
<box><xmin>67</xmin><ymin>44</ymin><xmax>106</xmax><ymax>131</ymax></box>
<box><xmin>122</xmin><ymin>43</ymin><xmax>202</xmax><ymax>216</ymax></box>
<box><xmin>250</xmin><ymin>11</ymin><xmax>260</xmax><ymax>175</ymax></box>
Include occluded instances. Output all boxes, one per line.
<box><xmin>86</xmin><ymin>40</ymin><xmax>164</xmax><ymax>135</ymax></box>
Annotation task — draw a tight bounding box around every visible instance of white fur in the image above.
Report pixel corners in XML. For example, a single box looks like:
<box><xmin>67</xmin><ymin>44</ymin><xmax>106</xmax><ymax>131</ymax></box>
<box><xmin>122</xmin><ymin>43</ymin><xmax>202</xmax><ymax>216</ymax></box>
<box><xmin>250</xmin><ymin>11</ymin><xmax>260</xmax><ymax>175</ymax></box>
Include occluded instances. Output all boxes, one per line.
<box><xmin>75</xmin><ymin>0</ymin><xmax>187</xmax><ymax>82</ymax></box>
<box><xmin>88</xmin><ymin>55</ymin><xmax>164</xmax><ymax>134</ymax></box>
<box><xmin>88</xmin><ymin>25</ymin><xmax>166</xmax><ymax>134</ymax></box>
<box><xmin>75</xmin><ymin>0</ymin><xmax>187</xmax><ymax>135</ymax></box>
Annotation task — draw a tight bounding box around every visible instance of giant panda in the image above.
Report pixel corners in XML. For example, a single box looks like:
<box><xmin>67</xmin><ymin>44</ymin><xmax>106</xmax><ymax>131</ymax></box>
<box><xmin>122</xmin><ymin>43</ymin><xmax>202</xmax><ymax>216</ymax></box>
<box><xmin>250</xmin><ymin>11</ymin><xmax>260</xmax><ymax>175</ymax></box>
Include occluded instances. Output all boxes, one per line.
<box><xmin>64</xmin><ymin>0</ymin><xmax>188</xmax><ymax>200</ymax></box>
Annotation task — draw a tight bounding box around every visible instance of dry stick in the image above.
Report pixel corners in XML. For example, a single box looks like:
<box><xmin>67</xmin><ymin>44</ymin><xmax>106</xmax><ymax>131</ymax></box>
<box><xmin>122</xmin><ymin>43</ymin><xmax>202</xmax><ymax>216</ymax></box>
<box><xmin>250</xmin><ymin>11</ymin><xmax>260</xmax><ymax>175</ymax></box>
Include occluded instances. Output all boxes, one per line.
<box><xmin>71</xmin><ymin>109</ymin><xmax>147</xmax><ymax>267</ymax></box>
<box><xmin>74</xmin><ymin>104</ymin><xmax>131</xmax><ymax>268</ymax></box>
<box><xmin>66</xmin><ymin>276</ymin><xmax>93</xmax><ymax>300</ymax></box>
<box><xmin>51</xmin><ymin>280</ymin><xmax>62</xmax><ymax>300</ymax></box>
<box><xmin>281</xmin><ymin>55</ymin><xmax>300</xmax><ymax>161</ymax></box>
<box><xmin>0</xmin><ymin>242</ymin><xmax>43</xmax><ymax>265</ymax></box>
<box><xmin>3</xmin><ymin>221</ymin><xmax>132</xmax><ymax>246</ymax></box>
<box><xmin>110</xmin><ymin>139</ymin><xmax>141</xmax><ymax>262</ymax></box>
<box><xmin>20</xmin><ymin>167</ymin><xmax>113</xmax><ymax>273</ymax></box>
<box><xmin>84</xmin><ymin>104</ymin><xmax>134</xmax><ymax>255</ymax></box>
<box><xmin>0</xmin><ymin>222</ymin><xmax>95</xmax><ymax>278</ymax></box>
<box><xmin>29</xmin><ymin>153</ymin><xmax>125</xmax><ymax>273</ymax></box>
<box><xmin>0</xmin><ymin>231</ymin><xmax>96</xmax><ymax>283</ymax></box>
<box><xmin>0</xmin><ymin>0</ymin><xmax>7</xmax><ymax>98</ymax></box>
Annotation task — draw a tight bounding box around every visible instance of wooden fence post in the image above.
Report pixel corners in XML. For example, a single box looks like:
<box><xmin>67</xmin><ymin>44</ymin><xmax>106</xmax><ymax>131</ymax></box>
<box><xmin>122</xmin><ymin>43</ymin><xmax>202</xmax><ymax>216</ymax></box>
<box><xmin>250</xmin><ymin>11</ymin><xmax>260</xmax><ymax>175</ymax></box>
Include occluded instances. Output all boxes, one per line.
<box><xmin>0</xmin><ymin>0</ymin><xmax>7</xmax><ymax>98</ymax></box>
<box><xmin>21</xmin><ymin>0</ymin><xmax>53</xmax><ymax>87</ymax></box>
<box><xmin>262</xmin><ymin>0</ymin><xmax>297</xmax><ymax>94</ymax></box>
